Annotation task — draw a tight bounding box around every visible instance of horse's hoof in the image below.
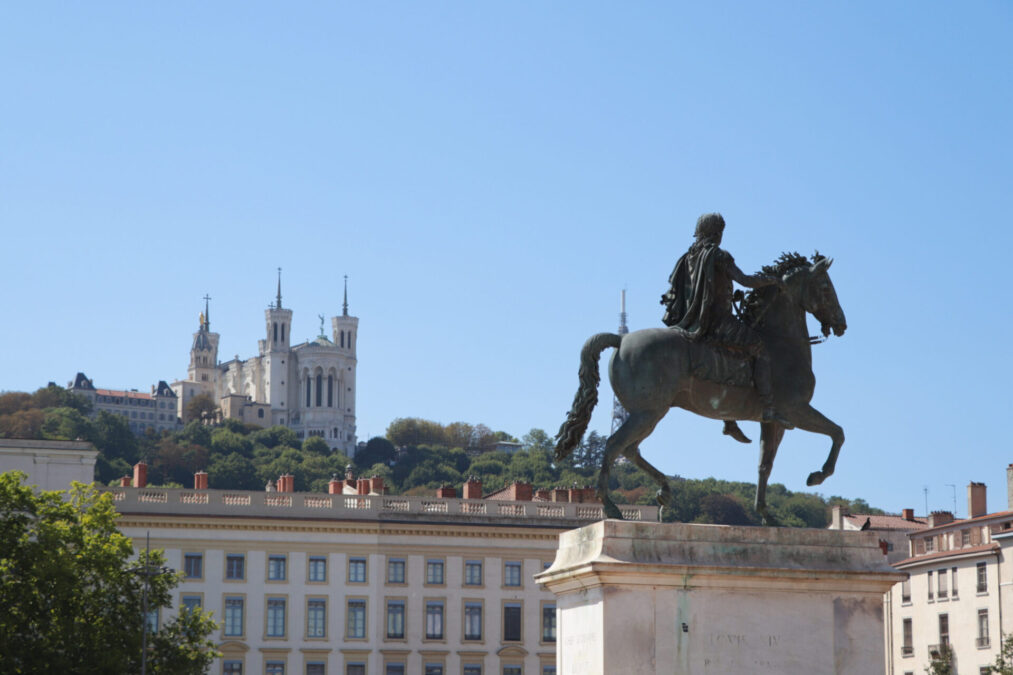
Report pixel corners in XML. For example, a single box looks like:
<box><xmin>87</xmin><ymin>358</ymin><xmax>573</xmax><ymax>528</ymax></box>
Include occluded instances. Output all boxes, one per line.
<box><xmin>806</xmin><ymin>471</ymin><xmax>824</xmax><ymax>486</ymax></box>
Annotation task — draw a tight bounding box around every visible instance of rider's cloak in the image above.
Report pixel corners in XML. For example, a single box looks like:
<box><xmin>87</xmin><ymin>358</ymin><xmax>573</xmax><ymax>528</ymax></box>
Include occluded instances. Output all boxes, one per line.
<box><xmin>661</xmin><ymin>243</ymin><xmax>725</xmax><ymax>339</ymax></box>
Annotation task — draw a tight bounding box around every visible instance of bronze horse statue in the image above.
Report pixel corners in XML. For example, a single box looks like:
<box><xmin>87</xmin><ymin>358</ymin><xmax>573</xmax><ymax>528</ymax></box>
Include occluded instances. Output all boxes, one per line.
<box><xmin>555</xmin><ymin>254</ymin><xmax>847</xmax><ymax>524</ymax></box>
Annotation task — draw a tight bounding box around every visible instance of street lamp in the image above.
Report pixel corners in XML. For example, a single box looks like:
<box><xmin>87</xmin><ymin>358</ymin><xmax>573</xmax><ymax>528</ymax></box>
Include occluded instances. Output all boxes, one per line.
<box><xmin>132</xmin><ymin>531</ymin><xmax>173</xmax><ymax>675</ymax></box>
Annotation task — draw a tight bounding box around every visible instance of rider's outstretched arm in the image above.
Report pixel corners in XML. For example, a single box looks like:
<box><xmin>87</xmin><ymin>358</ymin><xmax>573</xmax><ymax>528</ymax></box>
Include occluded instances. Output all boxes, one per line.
<box><xmin>728</xmin><ymin>261</ymin><xmax>781</xmax><ymax>290</ymax></box>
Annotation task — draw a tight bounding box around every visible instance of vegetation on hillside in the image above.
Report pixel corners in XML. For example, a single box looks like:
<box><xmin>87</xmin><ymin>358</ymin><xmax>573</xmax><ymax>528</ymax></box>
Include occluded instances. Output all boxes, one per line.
<box><xmin>0</xmin><ymin>387</ymin><xmax>883</xmax><ymax>527</ymax></box>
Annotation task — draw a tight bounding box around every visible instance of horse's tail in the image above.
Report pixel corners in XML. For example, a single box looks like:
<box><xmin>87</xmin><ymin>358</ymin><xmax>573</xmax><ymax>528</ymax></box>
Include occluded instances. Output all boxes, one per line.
<box><xmin>554</xmin><ymin>332</ymin><xmax>623</xmax><ymax>462</ymax></box>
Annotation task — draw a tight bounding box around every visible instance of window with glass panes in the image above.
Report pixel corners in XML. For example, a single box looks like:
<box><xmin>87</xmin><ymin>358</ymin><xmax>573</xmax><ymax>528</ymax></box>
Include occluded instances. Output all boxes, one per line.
<box><xmin>979</xmin><ymin>609</ymin><xmax>990</xmax><ymax>645</ymax></box>
<box><xmin>425</xmin><ymin>601</ymin><xmax>444</xmax><ymax>639</ymax></box>
<box><xmin>465</xmin><ymin>602</ymin><xmax>482</xmax><ymax>640</ymax></box>
<box><xmin>307</xmin><ymin>599</ymin><xmax>326</xmax><ymax>638</ymax></box>
<box><xmin>542</xmin><ymin>604</ymin><xmax>556</xmax><ymax>642</ymax></box>
<box><xmin>465</xmin><ymin>560</ymin><xmax>483</xmax><ymax>586</ymax></box>
<box><xmin>181</xmin><ymin>595</ymin><xmax>201</xmax><ymax>613</ymax></box>
<box><xmin>504</xmin><ymin>561</ymin><xmax>522</xmax><ymax>587</ymax></box>
<box><xmin>224</xmin><ymin>597</ymin><xmax>244</xmax><ymax>636</ymax></box>
<box><xmin>387</xmin><ymin>558</ymin><xmax>406</xmax><ymax>584</ymax></box>
<box><xmin>266</xmin><ymin>662</ymin><xmax>285</xmax><ymax>675</ymax></box>
<box><xmin>426</xmin><ymin>559</ymin><xmax>444</xmax><ymax>585</ymax></box>
<box><xmin>268</xmin><ymin>555</ymin><xmax>287</xmax><ymax>581</ymax></box>
<box><xmin>348</xmin><ymin>557</ymin><xmax>367</xmax><ymax>583</ymax></box>
<box><xmin>951</xmin><ymin>567</ymin><xmax>958</xmax><ymax>597</ymax></box>
<box><xmin>542</xmin><ymin>667</ymin><xmax>556</xmax><ymax>675</ymax></box>
<box><xmin>424</xmin><ymin>665</ymin><xmax>443</xmax><ymax>675</ymax></box>
<box><xmin>503</xmin><ymin>667</ymin><xmax>522</xmax><ymax>675</ymax></box>
<box><xmin>939</xmin><ymin>613</ymin><xmax>949</xmax><ymax>645</ymax></box>
<box><xmin>267</xmin><ymin>598</ymin><xmax>286</xmax><ymax>637</ymax></box>
<box><xmin>463</xmin><ymin>666</ymin><xmax>482</xmax><ymax>675</ymax></box>
<box><xmin>224</xmin><ymin>661</ymin><xmax>243</xmax><ymax>675</ymax></box>
<box><xmin>346</xmin><ymin>664</ymin><xmax>365</xmax><ymax>675</ymax></box>
<box><xmin>308</xmin><ymin>556</ymin><xmax>327</xmax><ymax>582</ymax></box>
<box><xmin>386</xmin><ymin>600</ymin><xmax>405</xmax><ymax>639</ymax></box>
<box><xmin>183</xmin><ymin>553</ymin><xmax>203</xmax><ymax>579</ymax></box>
<box><xmin>503</xmin><ymin>603</ymin><xmax>522</xmax><ymax>641</ymax></box>
<box><xmin>386</xmin><ymin>664</ymin><xmax>405</xmax><ymax>675</ymax></box>
<box><xmin>347</xmin><ymin>600</ymin><xmax>366</xmax><ymax>638</ymax></box>
<box><xmin>226</xmin><ymin>554</ymin><xmax>245</xmax><ymax>580</ymax></box>
<box><xmin>978</xmin><ymin>562</ymin><xmax>988</xmax><ymax>592</ymax></box>
<box><xmin>145</xmin><ymin>608</ymin><xmax>159</xmax><ymax>634</ymax></box>
<box><xmin>306</xmin><ymin>663</ymin><xmax>325</xmax><ymax>675</ymax></box>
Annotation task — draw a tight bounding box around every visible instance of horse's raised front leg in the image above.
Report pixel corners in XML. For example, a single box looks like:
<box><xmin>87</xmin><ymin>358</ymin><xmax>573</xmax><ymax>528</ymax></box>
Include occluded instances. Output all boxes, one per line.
<box><xmin>789</xmin><ymin>404</ymin><xmax>845</xmax><ymax>486</ymax></box>
<box><xmin>600</xmin><ymin>408</ymin><xmax>668</xmax><ymax>520</ymax></box>
<box><xmin>756</xmin><ymin>422</ymin><xmax>785</xmax><ymax>526</ymax></box>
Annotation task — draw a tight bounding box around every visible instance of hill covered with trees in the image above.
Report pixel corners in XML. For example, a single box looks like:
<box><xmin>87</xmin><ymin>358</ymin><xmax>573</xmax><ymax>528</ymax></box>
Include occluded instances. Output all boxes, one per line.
<box><xmin>0</xmin><ymin>387</ymin><xmax>883</xmax><ymax>527</ymax></box>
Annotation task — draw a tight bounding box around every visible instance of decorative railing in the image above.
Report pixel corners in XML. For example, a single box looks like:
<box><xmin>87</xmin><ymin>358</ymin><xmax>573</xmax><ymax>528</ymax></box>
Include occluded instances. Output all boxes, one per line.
<box><xmin>104</xmin><ymin>488</ymin><xmax>657</xmax><ymax>523</ymax></box>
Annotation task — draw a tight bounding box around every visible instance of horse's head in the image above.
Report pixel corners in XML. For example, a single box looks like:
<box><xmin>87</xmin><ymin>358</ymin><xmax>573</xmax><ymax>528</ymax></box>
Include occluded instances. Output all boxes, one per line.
<box><xmin>791</xmin><ymin>256</ymin><xmax>846</xmax><ymax>337</ymax></box>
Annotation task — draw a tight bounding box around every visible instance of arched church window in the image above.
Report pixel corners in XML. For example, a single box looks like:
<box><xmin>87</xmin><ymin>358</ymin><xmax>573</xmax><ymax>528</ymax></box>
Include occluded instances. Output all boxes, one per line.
<box><xmin>315</xmin><ymin>374</ymin><xmax>323</xmax><ymax>407</ymax></box>
<box><xmin>281</xmin><ymin>324</ymin><xmax>285</xmax><ymax>342</ymax></box>
<box><xmin>258</xmin><ymin>409</ymin><xmax>264</xmax><ymax>419</ymax></box>
<box><xmin>327</xmin><ymin>375</ymin><xmax>333</xmax><ymax>407</ymax></box>
<box><xmin>305</xmin><ymin>378</ymin><xmax>311</xmax><ymax>407</ymax></box>
<box><xmin>273</xmin><ymin>322</ymin><xmax>278</xmax><ymax>343</ymax></box>
<box><xmin>340</xmin><ymin>331</ymin><xmax>344</xmax><ymax>348</ymax></box>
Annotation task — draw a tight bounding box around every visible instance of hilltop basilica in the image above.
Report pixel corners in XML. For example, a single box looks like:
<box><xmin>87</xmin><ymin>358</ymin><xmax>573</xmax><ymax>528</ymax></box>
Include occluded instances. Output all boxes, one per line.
<box><xmin>171</xmin><ymin>274</ymin><xmax>358</xmax><ymax>455</ymax></box>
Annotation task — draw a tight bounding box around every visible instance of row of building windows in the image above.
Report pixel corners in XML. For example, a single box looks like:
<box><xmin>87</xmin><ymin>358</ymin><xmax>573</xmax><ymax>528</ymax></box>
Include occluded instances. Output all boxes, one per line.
<box><xmin>901</xmin><ymin>562</ymin><xmax>988</xmax><ymax>604</ymax></box>
<box><xmin>189</xmin><ymin>594</ymin><xmax>556</xmax><ymax>644</ymax></box>
<box><xmin>221</xmin><ymin>661</ymin><xmax>554</xmax><ymax>675</ymax></box>
<box><xmin>94</xmin><ymin>394</ymin><xmax>171</xmax><ymax>407</ymax></box>
<box><xmin>901</xmin><ymin>609</ymin><xmax>991</xmax><ymax>657</ymax></box>
<box><xmin>186</xmin><ymin>553</ymin><xmax>531</xmax><ymax>588</ymax></box>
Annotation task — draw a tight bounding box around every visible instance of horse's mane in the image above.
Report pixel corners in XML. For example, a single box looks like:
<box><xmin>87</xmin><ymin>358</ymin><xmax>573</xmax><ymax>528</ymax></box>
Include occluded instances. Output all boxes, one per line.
<box><xmin>740</xmin><ymin>251</ymin><xmax>826</xmax><ymax>324</ymax></box>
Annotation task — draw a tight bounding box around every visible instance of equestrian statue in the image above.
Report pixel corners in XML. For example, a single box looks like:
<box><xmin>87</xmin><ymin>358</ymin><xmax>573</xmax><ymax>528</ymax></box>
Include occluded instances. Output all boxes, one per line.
<box><xmin>554</xmin><ymin>213</ymin><xmax>847</xmax><ymax>524</ymax></box>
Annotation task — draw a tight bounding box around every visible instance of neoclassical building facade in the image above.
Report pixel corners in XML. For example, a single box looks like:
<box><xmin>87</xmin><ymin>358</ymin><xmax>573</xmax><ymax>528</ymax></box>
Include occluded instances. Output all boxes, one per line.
<box><xmin>172</xmin><ymin>277</ymin><xmax>358</xmax><ymax>454</ymax></box>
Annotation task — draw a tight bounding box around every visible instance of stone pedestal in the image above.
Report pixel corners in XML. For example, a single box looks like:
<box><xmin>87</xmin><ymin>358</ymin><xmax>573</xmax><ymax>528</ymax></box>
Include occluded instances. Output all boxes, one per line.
<box><xmin>535</xmin><ymin>520</ymin><xmax>904</xmax><ymax>675</ymax></box>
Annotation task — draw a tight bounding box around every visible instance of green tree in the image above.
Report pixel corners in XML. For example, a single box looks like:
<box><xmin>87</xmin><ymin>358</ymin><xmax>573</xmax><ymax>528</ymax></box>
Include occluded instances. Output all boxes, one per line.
<box><xmin>925</xmin><ymin>643</ymin><xmax>953</xmax><ymax>674</ymax></box>
<box><xmin>184</xmin><ymin>393</ymin><xmax>218</xmax><ymax>423</ymax></box>
<box><xmin>208</xmin><ymin>452</ymin><xmax>261</xmax><ymax>490</ymax></box>
<box><xmin>354</xmin><ymin>436</ymin><xmax>397</xmax><ymax>469</ymax></box>
<box><xmin>210</xmin><ymin>428</ymin><xmax>253</xmax><ymax>458</ymax></box>
<box><xmin>986</xmin><ymin>634</ymin><xmax>1013</xmax><ymax>673</ymax></box>
<box><xmin>250</xmin><ymin>425</ymin><xmax>299</xmax><ymax>450</ymax></box>
<box><xmin>40</xmin><ymin>407</ymin><xmax>92</xmax><ymax>441</ymax></box>
<box><xmin>302</xmin><ymin>436</ymin><xmax>330</xmax><ymax>455</ymax></box>
<box><xmin>0</xmin><ymin>472</ymin><xmax>219</xmax><ymax>673</ymax></box>
<box><xmin>386</xmin><ymin>417</ymin><xmax>447</xmax><ymax>447</ymax></box>
<box><xmin>92</xmin><ymin>410</ymin><xmax>139</xmax><ymax>464</ymax></box>
<box><xmin>521</xmin><ymin>428</ymin><xmax>554</xmax><ymax>454</ymax></box>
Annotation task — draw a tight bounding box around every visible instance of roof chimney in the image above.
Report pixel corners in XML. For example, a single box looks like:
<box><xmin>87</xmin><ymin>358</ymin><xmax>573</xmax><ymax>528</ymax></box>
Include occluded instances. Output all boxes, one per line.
<box><xmin>370</xmin><ymin>475</ymin><xmax>384</xmax><ymax>495</ymax></box>
<box><xmin>463</xmin><ymin>476</ymin><xmax>482</xmax><ymax>500</ymax></box>
<box><xmin>928</xmin><ymin>511</ymin><xmax>954</xmax><ymax>528</ymax></box>
<box><xmin>328</xmin><ymin>474</ymin><xmax>343</xmax><ymax>495</ymax></box>
<box><xmin>902</xmin><ymin>508</ymin><xmax>914</xmax><ymax>521</ymax></box>
<box><xmin>357</xmin><ymin>478</ymin><xmax>370</xmax><ymax>495</ymax></box>
<box><xmin>968</xmin><ymin>482</ymin><xmax>988</xmax><ymax>519</ymax></box>
<box><xmin>133</xmin><ymin>462</ymin><xmax>147</xmax><ymax>489</ymax></box>
<box><xmin>120</xmin><ymin>475</ymin><xmax>131</xmax><ymax>487</ymax></box>
<box><xmin>276</xmin><ymin>474</ymin><xmax>294</xmax><ymax>493</ymax></box>
<box><xmin>831</xmin><ymin>505</ymin><xmax>845</xmax><ymax>530</ymax></box>
<box><xmin>509</xmin><ymin>482</ymin><xmax>533</xmax><ymax>501</ymax></box>
<box><xmin>436</xmin><ymin>485</ymin><xmax>457</xmax><ymax>499</ymax></box>
<box><xmin>194</xmin><ymin>471</ymin><xmax>208</xmax><ymax>490</ymax></box>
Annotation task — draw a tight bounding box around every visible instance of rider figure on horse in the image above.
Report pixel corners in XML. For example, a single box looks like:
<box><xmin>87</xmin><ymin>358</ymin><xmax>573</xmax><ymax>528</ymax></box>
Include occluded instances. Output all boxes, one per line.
<box><xmin>661</xmin><ymin>213</ymin><xmax>793</xmax><ymax>429</ymax></box>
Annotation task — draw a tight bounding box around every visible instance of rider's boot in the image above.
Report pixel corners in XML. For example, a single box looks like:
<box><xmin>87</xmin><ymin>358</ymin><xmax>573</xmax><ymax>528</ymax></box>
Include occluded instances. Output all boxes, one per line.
<box><xmin>755</xmin><ymin>354</ymin><xmax>794</xmax><ymax>429</ymax></box>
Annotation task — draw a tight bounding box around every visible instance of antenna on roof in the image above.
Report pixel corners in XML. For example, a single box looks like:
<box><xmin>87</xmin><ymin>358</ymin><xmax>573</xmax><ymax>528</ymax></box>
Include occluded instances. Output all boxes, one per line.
<box><xmin>945</xmin><ymin>483</ymin><xmax>957</xmax><ymax>518</ymax></box>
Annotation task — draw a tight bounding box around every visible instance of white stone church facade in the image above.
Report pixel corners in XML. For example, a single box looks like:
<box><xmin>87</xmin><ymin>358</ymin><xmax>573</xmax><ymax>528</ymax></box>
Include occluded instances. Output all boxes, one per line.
<box><xmin>172</xmin><ymin>279</ymin><xmax>358</xmax><ymax>455</ymax></box>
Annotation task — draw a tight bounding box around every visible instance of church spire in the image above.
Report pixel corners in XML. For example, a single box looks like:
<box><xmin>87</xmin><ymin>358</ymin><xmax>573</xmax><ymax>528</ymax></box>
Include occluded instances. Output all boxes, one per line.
<box><xmin>276</xmin><ymin>267</ymin><xmax>283</xmax><ymax>309</ymax></box>
<box><xmin>203</xmin><ymin>294</ymin><xmax>211</xmax><ymax>330</ymax></box>
<box><xmin>342</xmin><ymin>275</ymin><xmax>349</xmax><ymax>316</ymax></box>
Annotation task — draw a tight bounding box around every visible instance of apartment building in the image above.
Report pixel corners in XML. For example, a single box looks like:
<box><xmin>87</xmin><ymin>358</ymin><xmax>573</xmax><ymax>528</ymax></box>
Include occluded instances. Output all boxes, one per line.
<box><xmin>889</xmin><ymin>479</ymin><xmax>1013</xmax><ymax>675</ymax></box>
<box><xmin>109</xmin><ymin>470</ymin><xmax>656</xmax><ymax>675</ymax></box>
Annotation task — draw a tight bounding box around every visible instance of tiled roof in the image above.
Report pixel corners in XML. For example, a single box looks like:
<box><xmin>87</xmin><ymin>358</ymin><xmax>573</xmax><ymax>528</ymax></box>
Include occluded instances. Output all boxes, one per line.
<box><xmin>894</xmin><ymin>542</ymin><xmax>999</xmax><ymax>568</ymax></box>
<box><xmin>916</xmin><ymin>510</ymin><xmax>1013</xmax><ymax>534</ymax></box>
<box><xmin>95</xmin><ymin>389</ymin><xmax>154</xmax><ymax>400</ymax></box>
<box><xmin>844</xmin><ymin>513</ymin><xmax>929</xmax><ymax>531</ymax></box>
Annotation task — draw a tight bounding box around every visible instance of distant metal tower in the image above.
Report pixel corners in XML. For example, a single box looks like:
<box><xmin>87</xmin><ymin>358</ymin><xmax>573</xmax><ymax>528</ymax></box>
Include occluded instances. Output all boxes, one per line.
<box><xmin>610</xmin><ymin>289</ymin><xmax>630</xmax><ymax>435</ymax></box>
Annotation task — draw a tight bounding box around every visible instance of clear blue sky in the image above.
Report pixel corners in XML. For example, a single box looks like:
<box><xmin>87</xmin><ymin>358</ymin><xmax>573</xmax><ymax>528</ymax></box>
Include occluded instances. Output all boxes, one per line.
<box><xmin>2</xmin><ymin>3</ymin><xmax>1011</xmax><ymax>516</ymax></box>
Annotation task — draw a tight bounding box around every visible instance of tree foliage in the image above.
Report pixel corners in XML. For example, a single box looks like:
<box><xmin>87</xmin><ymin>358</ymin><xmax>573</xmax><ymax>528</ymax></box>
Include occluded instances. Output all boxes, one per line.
<box><xmin>0</xmin><ymin>472</ymin><xmax>219</xmax><ymax>673</ymax></box>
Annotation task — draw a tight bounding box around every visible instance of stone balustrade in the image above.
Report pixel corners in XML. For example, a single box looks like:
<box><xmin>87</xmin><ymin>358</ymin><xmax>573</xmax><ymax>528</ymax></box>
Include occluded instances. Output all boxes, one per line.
<box><xmin>105</xmin><ymin>487</ymin><xmax>655</xmax><ymax>523</ymax></box>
